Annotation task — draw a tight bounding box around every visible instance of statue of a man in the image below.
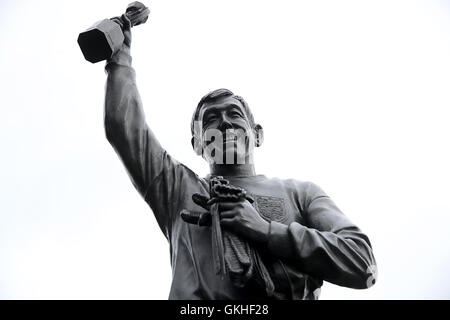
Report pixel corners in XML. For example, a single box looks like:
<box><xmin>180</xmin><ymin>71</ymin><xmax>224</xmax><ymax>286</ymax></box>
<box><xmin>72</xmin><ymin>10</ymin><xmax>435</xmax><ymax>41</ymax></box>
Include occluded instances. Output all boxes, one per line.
<box><xmin>104</xmin><ymin>15</ymin><xmax>377</xmax><ymax>299</ymax></box>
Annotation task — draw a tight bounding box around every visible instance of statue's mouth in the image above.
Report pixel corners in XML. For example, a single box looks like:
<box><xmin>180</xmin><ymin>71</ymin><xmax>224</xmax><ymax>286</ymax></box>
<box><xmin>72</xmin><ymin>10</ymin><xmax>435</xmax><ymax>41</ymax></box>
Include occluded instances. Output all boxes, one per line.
<box><xmin>222</xmin><ymin>129</ymin><xmax>246</xmax><ymax>144</ymax></box>
<box><xmin>223</xmin><ymin>136</ymin><xmax>237</xmax><ymax>143</ymax></box>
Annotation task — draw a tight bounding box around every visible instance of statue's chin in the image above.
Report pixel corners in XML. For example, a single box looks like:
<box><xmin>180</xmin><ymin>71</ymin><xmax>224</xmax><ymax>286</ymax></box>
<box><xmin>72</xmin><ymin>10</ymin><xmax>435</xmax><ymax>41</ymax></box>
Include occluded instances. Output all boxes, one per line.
<box><xmin>203</xmin><ymin>143</ymin><xmax>252</xmax><ymax>165</ymax></box>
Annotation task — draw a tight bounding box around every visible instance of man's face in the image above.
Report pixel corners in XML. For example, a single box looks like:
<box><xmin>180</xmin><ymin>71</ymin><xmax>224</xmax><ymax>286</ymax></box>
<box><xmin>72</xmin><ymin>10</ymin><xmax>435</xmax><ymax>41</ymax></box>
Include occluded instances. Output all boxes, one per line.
<box><xmin>195</xmin><ymin>96</ymin><xmax>255</xmax><ymax>165</ymax></box>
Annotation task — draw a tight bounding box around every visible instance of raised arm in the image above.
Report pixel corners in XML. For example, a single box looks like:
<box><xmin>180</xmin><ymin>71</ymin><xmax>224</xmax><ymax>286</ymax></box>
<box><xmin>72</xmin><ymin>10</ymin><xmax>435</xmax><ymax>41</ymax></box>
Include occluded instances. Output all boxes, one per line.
<box><xmin>104</xmin><ymin>16</ymin><xmax>165</xmax><ymax>197</ymax></box>
<box><xmin>267</xmin><ymin>182</ymin><xmax>377</xmax><ymax>289</ymax></box>
<box><xmin>103</xmin><ymin>17</ymin><xmax>190</xmax><ymax>238</ymax></box>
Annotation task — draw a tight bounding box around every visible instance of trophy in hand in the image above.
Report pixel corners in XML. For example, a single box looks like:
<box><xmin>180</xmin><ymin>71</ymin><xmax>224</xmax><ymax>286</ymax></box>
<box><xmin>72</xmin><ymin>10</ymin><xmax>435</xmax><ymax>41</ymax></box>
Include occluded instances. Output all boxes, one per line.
<box><xmin>77</xmin><ymin>1</ymin><xmax>150</xmax><ymax>63</ymax></box>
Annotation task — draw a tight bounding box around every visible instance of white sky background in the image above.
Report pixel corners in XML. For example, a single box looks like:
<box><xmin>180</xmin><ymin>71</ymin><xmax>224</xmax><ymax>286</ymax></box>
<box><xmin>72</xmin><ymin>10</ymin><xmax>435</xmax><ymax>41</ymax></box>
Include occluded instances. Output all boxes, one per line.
<box><xmin>1</xmin><ymin>0</ymin><xmax>450</xmax><ymax>299</ymax></box>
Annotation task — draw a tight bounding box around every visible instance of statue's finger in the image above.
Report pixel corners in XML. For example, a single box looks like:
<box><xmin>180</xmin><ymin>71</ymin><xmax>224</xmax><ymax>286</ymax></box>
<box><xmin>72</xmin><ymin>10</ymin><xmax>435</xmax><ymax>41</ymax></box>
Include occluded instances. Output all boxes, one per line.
<box><xmin>121</xmin><ymin>13</ymin><xmax>132</xmax><ymax>29</ymax></box>
<box><xmin>207</xmin><ymin>197</ymin><xmax>219</xmax><ymax>206</ymax></box>
<box><xmin>192</xmin><ymin>193</ymin><xmax>210</xmax><ymax>210</ymax></box>
<box><xmin>120</xmin><ymin>14</ymin><xmax>132</xmax><ymax>46</ymax></box>
<box><xmin>180</xmin><ymin>209</ymin><xmax>200</xmax><ymax>225</ymax></box>
<box><xmin>217</xmin><ymin>201</ymin><xmax>241</xmax><ymax>211</ymax></box>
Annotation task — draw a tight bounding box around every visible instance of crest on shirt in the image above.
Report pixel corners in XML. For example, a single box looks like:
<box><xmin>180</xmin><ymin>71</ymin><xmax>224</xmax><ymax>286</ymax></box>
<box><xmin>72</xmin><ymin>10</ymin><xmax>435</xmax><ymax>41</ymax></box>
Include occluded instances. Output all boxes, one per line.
<box><xmin>252</xmin><ymin>195</ymin><xmax>287</xmax><ymax>223</ymax></box>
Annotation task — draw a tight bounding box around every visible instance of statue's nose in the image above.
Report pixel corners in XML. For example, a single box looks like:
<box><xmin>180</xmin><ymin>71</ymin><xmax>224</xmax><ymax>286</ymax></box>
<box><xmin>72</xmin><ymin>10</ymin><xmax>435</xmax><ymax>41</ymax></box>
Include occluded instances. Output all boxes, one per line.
<box><xmin>218</xmin><ymin>112</ymin><xmax>233</xmax><ymax>131</ymax></box>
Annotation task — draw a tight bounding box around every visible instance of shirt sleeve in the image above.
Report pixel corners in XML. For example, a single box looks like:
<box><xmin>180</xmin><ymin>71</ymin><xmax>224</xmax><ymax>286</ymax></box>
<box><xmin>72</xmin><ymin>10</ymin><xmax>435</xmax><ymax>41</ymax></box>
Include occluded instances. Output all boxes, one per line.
<box><xmin>266</xmin><ymin>182</ymin><xmax>377</xmax><ymax>289</ymax></box>
<box><xmin>104</xmin><ymin>51</ymin><xmax>190</xmax><ymax>239</ymax></box>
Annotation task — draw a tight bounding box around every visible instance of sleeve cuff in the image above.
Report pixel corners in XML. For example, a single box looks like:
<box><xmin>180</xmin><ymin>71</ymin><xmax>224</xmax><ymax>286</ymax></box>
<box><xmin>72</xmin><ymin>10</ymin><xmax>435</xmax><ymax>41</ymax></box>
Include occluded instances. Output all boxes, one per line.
<box><xmin>105</xmin><ymin>49</ymin><xmax>133</xmax><ymax>71</ymax></box>
<box><xmin>267</xmin><ymin>221</ymin><xmax>294</xmax><ymax>258</ymax></box>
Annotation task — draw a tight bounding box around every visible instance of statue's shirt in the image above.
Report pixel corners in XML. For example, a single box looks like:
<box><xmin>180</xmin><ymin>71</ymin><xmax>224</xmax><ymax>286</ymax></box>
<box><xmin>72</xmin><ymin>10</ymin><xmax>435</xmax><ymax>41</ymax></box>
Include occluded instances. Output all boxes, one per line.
<box><xmin>144</xmin><ymin>155</ymin><xmax>374</xmax><ymax>299</ymax></box>
<box><xmin>104</xmin><ymin>62</ymin><xmax>377</xmax><ymax>300</ymax></box>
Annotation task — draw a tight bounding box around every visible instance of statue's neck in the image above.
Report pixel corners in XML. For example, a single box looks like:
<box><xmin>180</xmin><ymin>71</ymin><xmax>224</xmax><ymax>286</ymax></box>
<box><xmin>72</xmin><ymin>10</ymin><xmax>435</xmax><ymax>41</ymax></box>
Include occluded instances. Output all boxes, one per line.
<box><xmin>209</xmin><ymin>164</ymin><xmax>256</xmax><ymax>177</ymax></box>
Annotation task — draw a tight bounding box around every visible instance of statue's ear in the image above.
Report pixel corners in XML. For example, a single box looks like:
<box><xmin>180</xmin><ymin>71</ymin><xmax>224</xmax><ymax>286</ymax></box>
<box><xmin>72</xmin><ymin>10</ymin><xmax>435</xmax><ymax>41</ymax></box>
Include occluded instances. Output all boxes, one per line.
<box><xmin>191</xmin><ymin>136</ymin><xmax>203</xmax><ymax>155</ymax></box>
<box><xmin>254</xmin><ymin>124</ymin><xmax>264</xmax><ymax>147</ymax></box>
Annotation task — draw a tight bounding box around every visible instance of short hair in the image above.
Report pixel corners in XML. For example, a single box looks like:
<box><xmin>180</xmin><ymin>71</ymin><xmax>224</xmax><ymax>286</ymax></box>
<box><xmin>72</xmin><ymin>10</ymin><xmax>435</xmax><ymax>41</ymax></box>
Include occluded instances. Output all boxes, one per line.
<box><xmin>191</xmin><ymin>88</ymin><xmax>255</xmax><ymax>137</ymax></box>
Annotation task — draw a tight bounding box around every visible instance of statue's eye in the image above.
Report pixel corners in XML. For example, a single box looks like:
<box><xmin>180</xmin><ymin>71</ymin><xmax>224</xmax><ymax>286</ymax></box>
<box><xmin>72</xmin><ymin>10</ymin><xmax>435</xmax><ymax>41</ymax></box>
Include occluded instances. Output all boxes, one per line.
<box><xmin>204</xmin><ymin>114</ymin><xmax>217</xmax><ymax>123</ymax></box>
<box><xmin>229</xmin><ymin>110</ymin><xmax>242</xmax><ymax>118</ymax></box>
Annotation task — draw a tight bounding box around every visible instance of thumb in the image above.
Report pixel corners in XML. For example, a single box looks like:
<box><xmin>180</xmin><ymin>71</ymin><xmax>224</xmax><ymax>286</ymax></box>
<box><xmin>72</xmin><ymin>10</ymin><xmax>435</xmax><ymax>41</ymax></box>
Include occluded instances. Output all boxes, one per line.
<box><xmin>121</xmin><ymin>13</ymin><xmax>132</xmax><ymax>47</ymax></box>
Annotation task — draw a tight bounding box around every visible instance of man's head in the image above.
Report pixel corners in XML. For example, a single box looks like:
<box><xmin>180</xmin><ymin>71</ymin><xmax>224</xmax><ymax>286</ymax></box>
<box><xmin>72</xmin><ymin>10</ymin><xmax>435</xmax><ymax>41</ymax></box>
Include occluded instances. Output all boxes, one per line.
<box><xmin>191</xmin><ymin>89</ymin><xmax>263</xmax><ymax>165</ymax></box>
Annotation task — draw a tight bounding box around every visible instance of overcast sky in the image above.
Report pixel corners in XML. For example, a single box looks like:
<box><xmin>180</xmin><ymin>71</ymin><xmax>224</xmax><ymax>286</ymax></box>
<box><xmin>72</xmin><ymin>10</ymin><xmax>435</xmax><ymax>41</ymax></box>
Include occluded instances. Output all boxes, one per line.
<box><xmin>1</xmin><ymin>0</ymin><xmax>450</xmax><ymax>299</ymax></box>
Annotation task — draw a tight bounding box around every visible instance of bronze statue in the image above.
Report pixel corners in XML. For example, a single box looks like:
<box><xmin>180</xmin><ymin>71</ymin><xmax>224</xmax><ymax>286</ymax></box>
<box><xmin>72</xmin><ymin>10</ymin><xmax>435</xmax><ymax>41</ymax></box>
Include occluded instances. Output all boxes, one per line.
<box><xmin>85</xmin><ymin>3</ymin><xmax>377</xmax><ymax>299</ymax></box>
